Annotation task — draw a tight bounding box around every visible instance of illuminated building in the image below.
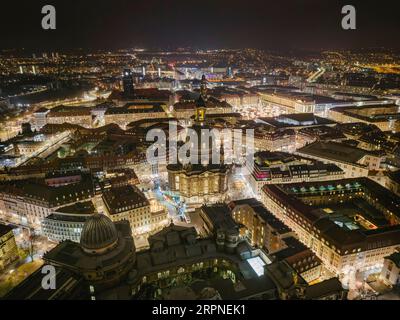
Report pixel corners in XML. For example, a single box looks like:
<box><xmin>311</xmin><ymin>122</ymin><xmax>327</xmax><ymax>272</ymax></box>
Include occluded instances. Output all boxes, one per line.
<box><xmin>104</xmin><ymin>103</ymin><xmax>167</xmax><ymax>129</ymax></box>
<box><xmin>0</xmin><ymin>224</ymin><xmax>18</xmax><ymax>271</ymax></box>
<box><xmin>335</xmin><ymin>122</ymin><xmax>380</xmax><ymax>140</ymax></box>
<box><xmin>259</xmin><ymin>113</ymin><xmax>336</xmax><ymax>130</ymax></box>
<box><xmin>304</xmin><ymin>278</ymin><xmax>347</xmax><ymax>300</ymax></box>
<box><xmin>229</xmin><ymin>198</ymin><xmax>326</xmax><ymax>284</ymax></box>
<box><xmin>102</xmin><ymin>185</ymin><xmax>168</xmax><ymax>235</ymax></box>
<box><xmin>261</xmin><ymin>178</ymin><xmax>400</xmax><ymax>276</ymax></box>
<box><xmin>329</xmin><ymin>104</ymin><xmax>400</xmax><ymax>131</ymax></box>
<box><xmin>172</xmin><ymin>76</ymin><xmax>233</xmax><ymax>120</ymax></box>
<box><xmin>0</xmin><ymin>173</ymin><xmax>95</xmax><ymax>228</ymax></box>
<box><xmin>6</xmin><ymin>221</ymin><xmax>346</xmax><ymax>300</ymax></box>
<box><xmin>386</xmin><ymin>170</ymin><xmax>400</xmax><ymax>197</ymax></box>
<box><xmin>44</xmin><ymin>171</ymin><xmax>83</xmax><ymax>187</ymax></box>
<box><xmin>166</xmin><ymin>153</ymin><xmax>228</xmax><ymax>207</ymax></box>
<box><xmin>357</xmin><ymin>130</ymin><xmax>398</xmax><ymax>153</ymax></box>
<box><xmin>257</xmin><ymin>90</ymin><xmax>336</xmax><ymax>114</ymax></box>
<box><xmin>130</xmin><ymin>224</ymin><xmax>278</xmax><ymax>300</ymax></box>
<box><xmin>253</xmin><ymin>127</ymin><xmax>296</xmax><ymax>152</ymax></box>
<box><xmin>229</xmin><ymin>199</ymin><xmax>291</xmax><ymax>251</ymax></box>
<box><xmin>14</xmin><ymin>140</ymin><xmax>46</xmax><ymax>157</ymax></box>
<box><xmin>207</xmin><ymin>87</ymin><xmax>260</xmax><ymax>109</ymax></box>
<box><xmin>167</xmin><ymin>162</ymin><xmax>228</xmax><ymax>207</ymax></box>
<box><xmin>43</xmin><ymin>214</ymin><xmax>134</xmax><ymax>293</ymax></box>
<box><xmin>380</xmin><ymin>250</ymin><xmax>400</xmax><ymax>286</ymax></box>
<box><xmin>248</xmin><ymin>151</ymin><xmax>344</xmax><ymax>197</ymax></box>
<box><xmin>6</xmin><ymin>214</ymin><xmax>136</xmax><ymax>299</ymax></box>
<box><xmin>167</xmin><ymin>79</ymin><xmax>229</xmax><ymax>207</ymax></box>
<box><xmin>296</xmin><ymin>125</ymin><xmax>347</xmax><ymax>148</ymax></box>
<box><xmin>199</xmin><ymin>204</ymin><xmax>240</xmax><ymax>253</ymax></box>
<box><xmin>172</xmin><ymin>98</ymin><xmax>233</xmax><ymax>120</ymax></box>
<box><xmin>46</xmin><ymin>105</ymin><xmax>94</xmax><ymax>128</ymax></box>
<box><xmin>256</xmin><ymin>89</ymin><xmax>388</xmax><ymax>117</ymax></box>
<box><xmin>296</xmin><ymin>141</ymin><xmax>384</xmax><ymax>178</ymax></box>
<box><xmin>33</xmin><ymin>107</ymin><xmax>50</xmax><ymax>130</ymax></box>
<box><xmin>270</xmin><ymin>237</ymin><xmax>323</xmax><ymax>284</ymax></box>
<box><xmin>101</xmin><ymin>168</ymin><xmax>140</xmax><ymax>188</ymax></box>
<box><xmin>108</xmin><ymin>87</ymin><xmax>172</xmax><ymax>106</ymax></box>
<box><xmin>122</xmin><ymin>68</ymin><xmax>134</xmax><ymax>97</ymax></box>
<box><xmin>42</xmin><ymin>201</ymin><xmax>96</xmax><ymax>243</ymax></box>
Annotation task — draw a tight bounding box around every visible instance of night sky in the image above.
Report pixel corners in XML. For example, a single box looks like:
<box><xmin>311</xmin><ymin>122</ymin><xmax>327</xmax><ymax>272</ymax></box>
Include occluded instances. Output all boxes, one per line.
<box><xmin>1</xmin><ymin>0</ymin><xmax>400</xmax><ymax>51</ymax></box>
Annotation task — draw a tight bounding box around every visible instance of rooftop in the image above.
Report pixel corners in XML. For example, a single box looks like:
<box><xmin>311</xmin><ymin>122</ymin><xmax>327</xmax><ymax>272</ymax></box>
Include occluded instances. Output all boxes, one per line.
<box><xmin>174</xmin><ymin>96</ymin><xmax>232</xmax><ymax>111</ymax></box>
<box><xmin>298</xmin><ymin>125</ymin><xmax>346</xmax><ymax>141</ymax></box>
<box><xmin>55</xmin><ymin>201</ymin><xmax>96</xmax><ymax>216</ymax></box>
<box><xmin>0</xmin><ymin>175</ymin><xmax>95</xmax><ymax>207</ymax></box>
<box><xmin>200</xmin><ymin>204</ymin><xmax>239</xmax><ymax>234</ymax></box>
<box><xmin>5</xmin><ymin>266</ymin><xmax>84</xmax><ymax>300</ymax></box>
<box><xmin>48</xmin><ymin>105</ymin><xmax>92</xmax><ymax>117</ymax></box>
<box><xmin>388</xmin><ymin>170</ymin><xmax>400</xmax><ymax>184</ymax></box>
<box><xmin>102</xmin><ymin>185</ymin><xmax>149</xmax><ymax>214</ymax></box>
<box><xmin>259</xmin><ymin>113</ymin><xmax>336</xmax><ymax>128</ymax></box>
<box><xmin>335</xmin><ymin>122</ymin><xmax>379</xmax><ymax>137</ymax></box>
<box><xmin>105</xmin><ymin>103</ymin><xmax>165</xmax><ymax>115</ymax></box>
<box><xmin>385</xmin><ymin>252</ymin><xmax>400</xmax><ymax>268</ymax></box>
<box><xmin>0</xmin><ymin>223</ymin><xmax>14</xmax><ymax>237</ymax></box>
<box><xmin>305</xmin><ymin>278</ymin><xmax>345</xmax><ymax>299</ymax></box>
<box><xmin>331</xmin><ymin>104</ymin><xmax>400</xmax><ymax>122</ymax></box>
<box><xmin>230</xmin><ymin>199</ymin><xmax>292</xmax><ymax>236</ymax></box>
<box><xmin>263</xmin><ymin>177</ymin><xmax>400</xmax><ymax>252</ymax></box>
<box><xmin>297</xmin><ymin>141</ymin><xmax>375</xmax><ymax>164</ymax></box>
<box><xmin>135</xmin><ymin>224</ymin><xmax>278</xmax><ymax>299</ymax></box>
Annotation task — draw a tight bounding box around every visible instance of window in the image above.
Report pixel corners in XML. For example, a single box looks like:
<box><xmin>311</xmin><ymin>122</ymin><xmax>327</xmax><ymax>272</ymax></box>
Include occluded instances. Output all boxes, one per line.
<box><xmin>177</xmin><ymin>267</ymin><xmax>185</xmax><ymax>274</ymax></box>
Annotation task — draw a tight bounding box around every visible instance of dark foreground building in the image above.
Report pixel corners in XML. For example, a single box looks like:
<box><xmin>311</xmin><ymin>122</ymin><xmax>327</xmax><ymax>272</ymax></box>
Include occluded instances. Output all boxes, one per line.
<box><xmin>6</xmin><ymin>214</ymin><xmax>346</xmax><ymax>300</ymax></box>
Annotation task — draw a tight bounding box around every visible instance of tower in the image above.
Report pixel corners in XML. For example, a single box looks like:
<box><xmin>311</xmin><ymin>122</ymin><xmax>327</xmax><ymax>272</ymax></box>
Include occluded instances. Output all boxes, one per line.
<box><xmin>195</xmin><ymin>75</ymin><xmax>208</xmax><ymax>123</ymax></box>
<box><xmin>200</xmin><ymin>74</ymin><xmax>207</xmax><ymax>100</ymax></box>
<box><xmin>195</xmin><ymin>92</ymin><xmax>206</xmax><ymax>123</ymax></box>
<box><xmin>122</xmin><ymin>68</ymin><xmax>134</xmax><ymax>97</ymax></box>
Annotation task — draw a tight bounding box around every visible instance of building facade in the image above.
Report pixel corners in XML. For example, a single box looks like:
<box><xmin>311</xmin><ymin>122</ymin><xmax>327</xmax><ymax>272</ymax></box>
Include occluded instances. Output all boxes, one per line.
<box><xmin>261</xmin><ymin>178</ymin><xmax>400</xmax><ymax>278</ymax></box>
<box><xmin>42</xmin><ymin>201</ymin><xmax>96</xmax><ymax>243</ymax></box>
<box><xmin>102</xmin><ymin>185</ymin><xmax>168</xmax><ymax>236</ymax></box>
<box><xmin>0</xmin><ymin>224</ymin><xmax>18</xmax><ymax>271</ymax></box>
<box><xmin>380</xmin><ymin>251</ymin><xmax>400</xmax><ymax>286</ymax></box>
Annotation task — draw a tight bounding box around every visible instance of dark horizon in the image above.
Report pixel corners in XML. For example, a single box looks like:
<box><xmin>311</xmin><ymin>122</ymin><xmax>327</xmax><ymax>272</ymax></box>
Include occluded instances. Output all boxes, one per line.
<box><xmin>1</xmin><ymin>0</ymin><xmax>400</xmax><ymax>52</ymax></box>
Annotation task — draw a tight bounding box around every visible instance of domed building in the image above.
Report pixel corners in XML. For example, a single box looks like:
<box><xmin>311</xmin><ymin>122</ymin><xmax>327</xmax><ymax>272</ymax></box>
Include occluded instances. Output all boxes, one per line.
<box><xmin>80</xmin><ymin>213</ymin><xmax>119</xmax><ymax>255</ymax></box>
<box><xmin>167</xmin><ymin>76</ymin><xmax>230</xmax><ymax>207</ymax></box>
<box><xmin>43</xmin><ymin>213</ymin><xmax>136</xmax><ymax>292</ymax></box>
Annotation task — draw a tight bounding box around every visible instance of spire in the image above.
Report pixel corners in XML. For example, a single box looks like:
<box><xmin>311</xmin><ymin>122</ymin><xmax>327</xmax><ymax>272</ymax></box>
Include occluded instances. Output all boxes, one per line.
<box><xmin>200</xmin><ymin>74</ymin><xmax>207</xmax><ymax>100</ymax></box>
<box><xmin>194</xmin><ymin>75</ymin><xmax>207</xmax><ymax>124</ymax></box>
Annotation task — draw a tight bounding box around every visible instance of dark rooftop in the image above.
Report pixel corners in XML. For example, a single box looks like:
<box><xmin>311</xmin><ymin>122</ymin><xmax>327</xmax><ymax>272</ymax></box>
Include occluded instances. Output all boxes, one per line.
<box><xmin>259</xmin><ymin>113</ymin><xmax>336</xmax><ymax>128</ymax></box>
<box><xmin>102</xmin><ymin>185</ymin><xmax>149</xmax><ymax>214</ymax></box>
<box><xmin>297</xmin><ymin>141</ymin><xmax>372</xmax><ymax>164</ymax></box>
<box><xmin>55</xmin><ymin>201</ymin><xmax>96</xmax><ymax>216</ymax></box>
<box><xmin>385</xmin><ymin>252</ymin><xmax>400</xmax><ymax>268</ymax></box>
<box><xmin>105</xmin><ymin>103</ymin><xmax>165</xmax><ymax>115</ymax></box>
<box><xmin>200</xmin><ymin>204</ymin><xmax>239</xmax><ymax>234</ymax></box>
<box><xmin>305</xmin><ymin>278</ymin><xmax>345</xmax><ymax>299</ymax></box>
<box><xmin>0</xmin><ymin>223</ymin><xmax>14</xmax><ymax>237</ymax></box>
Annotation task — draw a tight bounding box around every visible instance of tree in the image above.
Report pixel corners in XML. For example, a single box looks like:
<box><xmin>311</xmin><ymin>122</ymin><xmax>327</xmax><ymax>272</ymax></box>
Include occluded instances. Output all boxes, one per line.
<box><xmin>27</xmin><ymin>232</ymin><xmax>38</xmax><ymax>262</ymax></box>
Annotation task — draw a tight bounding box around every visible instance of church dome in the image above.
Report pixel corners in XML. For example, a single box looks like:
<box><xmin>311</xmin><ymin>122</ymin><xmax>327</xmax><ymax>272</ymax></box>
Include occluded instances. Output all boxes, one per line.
<box><xmin>80</xmin><ymin>214</ymin><xmax>118</xmax><ymax>254</ymax></box>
